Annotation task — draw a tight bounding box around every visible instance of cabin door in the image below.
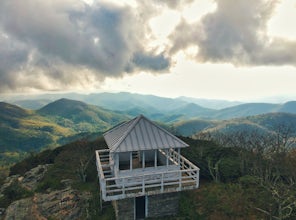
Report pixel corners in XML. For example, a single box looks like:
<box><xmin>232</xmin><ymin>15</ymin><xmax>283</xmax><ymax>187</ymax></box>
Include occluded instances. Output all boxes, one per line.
<box><xmin>135</xmin><ymin>196</ymin><xmax>146</xmax><ymax>219</ymax></box>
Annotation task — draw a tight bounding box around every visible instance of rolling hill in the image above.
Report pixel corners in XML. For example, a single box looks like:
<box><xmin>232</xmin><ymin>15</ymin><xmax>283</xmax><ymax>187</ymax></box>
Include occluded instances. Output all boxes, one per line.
<box><xmin>8</xmin><ymin>92</ymin><xmax>296</xmax><ymax>121</ymax></box>
<box><xmin>172</xmin><ymin>119</ymin><xmax>218</xmax><ymax>136</ymax></box>
<box><xmin>211</xmin><ymin>103</ymin><xmax>280</xmax><ymax>119</ymax></box>
<box><xmin>0</xmin><ymin>99</ymin><xmax>129</xmax><ymax>155</ymax></box>
<box><xmin>277</xmin><ymin>101</ymin><xmax>296</xmax><ymax>114</ymax></box>
<box><xmin>38</xmin><ymin>98</ymin><xmax>128</xmax><ymax>132</ymax></box>
<box><xmin>12</xmin><ymin>99</ymin><xmax>52</xmax><ymax>110</ymax></box>
<box><xmin>2</xmin><ymin>95</ymin><xmax>296</xmax><ymax>164</ymax></box>
<box><xmin>187</xmin><ymin>113</ymin><xmax>296</xmax><ymax>143</ymax></box>
<box><xmin>0</xmin><ymin>102</ymin><xmax>73</xmax><ymax>152</ymax></box>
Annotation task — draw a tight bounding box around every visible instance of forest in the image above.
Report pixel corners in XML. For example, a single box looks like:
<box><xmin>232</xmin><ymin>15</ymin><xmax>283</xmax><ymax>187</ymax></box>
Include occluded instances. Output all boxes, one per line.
<box><xmin>1</xmin><ymin>120</ymin><xmax>296</xmax><ymax>219</ymax></box>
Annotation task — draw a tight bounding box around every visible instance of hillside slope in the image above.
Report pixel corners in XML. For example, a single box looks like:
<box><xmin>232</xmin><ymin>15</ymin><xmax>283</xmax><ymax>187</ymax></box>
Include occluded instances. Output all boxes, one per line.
<box><xmin>38</xmin><ymin>98</ymin><xmax>128</xmax><ymax>132</ymax></box>
<box><xmin>5</xmin><ymin>92</ymin><xmax>296</xmax><ymax>120</ymax></box>
<box><xmin>191</xmin><ymin>113</ymin><xmax>296</xmax><ymax>142</ymax></box>
<box><xmin>0</xmin><ymin>102</ymin><xmax>73</xmax><ymax>152</ymax></box>
<box><xmin>0</xmin><ymin>100</ymin><xmax>128</xmax><ymax>155</ymax></box>
<box><xmin>212</xmin><ymin>103</ymin><xmax>280</xmax><ymax>119</ymax></box>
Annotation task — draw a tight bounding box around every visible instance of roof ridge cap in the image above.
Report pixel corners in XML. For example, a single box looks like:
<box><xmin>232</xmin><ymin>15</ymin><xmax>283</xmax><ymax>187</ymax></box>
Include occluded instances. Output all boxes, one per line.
<box><xmin>111</xmin><ymin>115</ymin><xmax>143</xmax><ymax>152</ymax></box>
<box><xmin>141</xmin><ymin>115</ymin><xmax>189</xmax><ymax>147</ymax></box>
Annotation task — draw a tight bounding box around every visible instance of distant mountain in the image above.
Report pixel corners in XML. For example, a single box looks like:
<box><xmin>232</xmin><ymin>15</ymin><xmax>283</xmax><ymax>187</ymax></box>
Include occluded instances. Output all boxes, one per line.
<box><xmin>171</xmin><ymin>103</ymin><xmax>216</xmax><ymax>119</ymax></box>
<box><xmin>38</xmin><ymin>98</ymin><xmax>129</xmax><ymax>132</ymax></box>
<box><xmin>188</xmin><ymin>113</ymin><xmax>296</xmax><ymax>141</ymax></box>
<box><xmin>247</xmin><ymin>112</ymin><xmax>296</xmax><ymax>132</ymax></box>
<box><xmin>3</xmin><ymin>91</ymin><xmax>296</xmax><ymax>122</ymax></box>
<box><xmin>2</xmin><ymin>96</ymin><xmax>296</xmax><ymax>166</ymax></box>
<box><xmin>83</xmin><ymin>92</ymin><xmax>189</xmax><ymax>112</ymax></box>
<box><xmin>172</xmin><ymin>119</ymin><xmax>217</xmax><ymax>136</ymax></box>
<box><xmin>0</xmin><ymin>102</ymin><xmax>73</xmax><ymax>152</ymax></box>
<box><xmin>277</xmin><ymin>101</ymin><xmax>296</xmax><ymax>114</ymax></box>
<box><xmin>0</xmin><ymin>99</ymin><xmax>128</xmax><ymax>153</ymax></box>
<box><xmin>13</xmin><ymin>99</ymin><xmax>51</xmax><ymax>110</ymax></box>
<box><xmin>0</xmin><ymin>102</ymin><xmax>31</xmax><ymax>119</ymax></box>
<box><xmin>177</xmin><ymin>96</ymin><xmax>243</xmax><ymax>109</ymax></box>
<box><xmin>212</xmin><ymin>103</ymin><xmax>280</xmax><ymax>119</ymax></box>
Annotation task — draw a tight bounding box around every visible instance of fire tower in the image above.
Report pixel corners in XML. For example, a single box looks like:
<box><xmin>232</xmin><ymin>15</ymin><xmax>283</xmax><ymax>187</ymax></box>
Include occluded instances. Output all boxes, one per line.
<box><xmin>95</xmin><ymin>115</ymin><xmax>200</xmax><ymax>219</ymax></box>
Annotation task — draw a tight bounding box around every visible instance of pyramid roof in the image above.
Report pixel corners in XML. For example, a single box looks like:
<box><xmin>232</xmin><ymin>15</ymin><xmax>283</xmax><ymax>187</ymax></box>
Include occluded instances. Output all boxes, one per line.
<box><xmin>103</xmin><ymin>115</ymin><xmax>189</xmax><ymax>152</ymax></box>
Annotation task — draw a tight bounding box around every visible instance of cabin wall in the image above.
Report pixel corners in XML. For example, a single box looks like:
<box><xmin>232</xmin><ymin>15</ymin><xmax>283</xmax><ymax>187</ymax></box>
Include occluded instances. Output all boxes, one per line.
<box><xmin>112</xmin><ymin>197</ymin><xmax>134</xmax><ymax>220</ymax></box>
<box><xmin>112</xmin><ymin>192</ymin><xmax>179</xmax><ymax>220</ymax></box>
<box><xmin>147</xmin><ymin>192</ymin><xmax>179</xmax><ymax>218</ymax></box>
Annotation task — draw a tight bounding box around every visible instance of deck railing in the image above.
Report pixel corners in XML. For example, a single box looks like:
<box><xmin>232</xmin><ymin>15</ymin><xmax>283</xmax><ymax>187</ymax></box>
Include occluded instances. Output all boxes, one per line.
<box><xmin>96</xmin><ymin>149</ymin><xmax>200</xmax><ymax>201</ymax></box>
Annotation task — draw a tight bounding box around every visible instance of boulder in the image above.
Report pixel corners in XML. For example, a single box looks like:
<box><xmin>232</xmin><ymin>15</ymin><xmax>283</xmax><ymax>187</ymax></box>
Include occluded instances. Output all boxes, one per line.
<box><xmin>4</xmin><ymin>187</ymin><xmax>91</xmax><ymax>220</ymax></box>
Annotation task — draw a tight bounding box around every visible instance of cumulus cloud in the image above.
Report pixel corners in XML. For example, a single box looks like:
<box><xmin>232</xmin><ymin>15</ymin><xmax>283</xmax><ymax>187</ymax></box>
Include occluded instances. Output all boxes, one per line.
<box><xmin>0</xmin><ymin>0</ymin><xmax>170</xmax><ymax>92</ymax></box>
<box><xmin>151</xmin><ymin>0</ymin><xmax>194</xmax><ymax>9</ymax></box>
<box><xmin>2</xmin><ymin>0</ymin><xmax>294</xmax><ymax>93</ymax></box>
<box><xmin>170</xmin><ymin>0</ymin><xmax>296</xmax><ymax>66</ymax></box>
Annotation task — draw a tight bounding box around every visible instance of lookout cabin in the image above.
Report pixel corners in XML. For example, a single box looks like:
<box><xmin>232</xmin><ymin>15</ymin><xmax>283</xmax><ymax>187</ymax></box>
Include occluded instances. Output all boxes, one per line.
<box><xmin>95</xmin><ymin>115</ymin><xmax>200</xmax><ymax>219</ymax></box>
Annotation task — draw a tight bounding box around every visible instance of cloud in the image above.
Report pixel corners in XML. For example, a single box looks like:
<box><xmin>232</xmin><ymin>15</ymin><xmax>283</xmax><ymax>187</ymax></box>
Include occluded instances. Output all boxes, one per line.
<box><xmin>131</xmin><ymin>52</ymin><xmax>170</xmax><ymax>71</ymax></box>
<box><xmin>170</xmin><ymin>0</ymin><xmax>296</xmax><ymax>66</ymax></box>
<box><xmin>151</xmin><ymin>0</ymin><xmax>194</xmax><ymax>9</ymax></box>
<box><xmin>0</xmin><ymin>0</ymin><xmax>170</xmax><ymax>92</ymax></box>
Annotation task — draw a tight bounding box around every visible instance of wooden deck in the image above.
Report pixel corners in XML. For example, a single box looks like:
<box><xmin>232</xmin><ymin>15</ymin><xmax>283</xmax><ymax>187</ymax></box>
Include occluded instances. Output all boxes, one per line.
<box><xmin>96</xmin><ymin>149</ymin><xmax>200</xmax><ymax>201</ymax></box>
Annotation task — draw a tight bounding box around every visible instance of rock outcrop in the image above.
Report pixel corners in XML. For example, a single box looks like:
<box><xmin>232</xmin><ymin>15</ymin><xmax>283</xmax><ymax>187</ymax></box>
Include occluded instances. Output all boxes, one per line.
<box><xmin>1</xmin><ymin>164</ymin><xmax>92</xmax><ymax>220</ymax></box>
<box><xmin>0</xmin><ymin>164</ymin><xmax>52</xmax><ymax>195</ymax></box>
<box><xmin>4</xmin><ymin>187</ymin><xmax>91</xmax><ymax>220</ymax></box>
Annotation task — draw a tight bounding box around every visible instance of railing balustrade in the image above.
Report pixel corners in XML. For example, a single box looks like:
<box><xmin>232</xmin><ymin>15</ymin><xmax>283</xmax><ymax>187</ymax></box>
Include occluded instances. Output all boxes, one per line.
<box><xmin>96</xmin><ymin>148</ymin><xmax>200</xmax><ymax>201</ymax></box>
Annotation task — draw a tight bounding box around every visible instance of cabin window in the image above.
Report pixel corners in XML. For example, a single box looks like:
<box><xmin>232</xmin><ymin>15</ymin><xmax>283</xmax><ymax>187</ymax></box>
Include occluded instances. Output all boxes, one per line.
<box><xmin>131</xmin><ymin>151</ymin><xmax>141</xmax><ymax>169</ymax></box>
<box><xmin>144</xmin><ymin>150</ymin><xmax>156</xmax><ymax>168</ymax></box>
<box><xmin>119</xmin><ymin>152</ymin><xmax>130</xmax><ymax>170</ymax></box>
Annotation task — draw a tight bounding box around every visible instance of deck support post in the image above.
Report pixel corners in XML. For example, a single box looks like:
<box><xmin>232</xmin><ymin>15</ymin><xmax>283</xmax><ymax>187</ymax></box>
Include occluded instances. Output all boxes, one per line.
<box><xmin>142</xmin><ymin>151</ymin><xmax>145</xmax><ymax>169</ymax></box>
<box><xmin>166</xmin><ymin>149</ymin><xmax>169</xmax><ymax>167</ymax></box>
<box><xmin>177</xmin><ymin>148</ymin><xmax>181</xmax><ymax>167</ymax></box>
<box><xmin>130</xmin><ymin>152</ymin><xmax>133</xmax><ymax>171</ymax></box>
<box><xmin>154</xmin><ymin>150</ymin><xmax>157</xmax><ymax>167</ymax></box>
<box><xmin>115</xmin><ymin>153</ymin><xmax>119</xmax><ymax>174</ymax></box>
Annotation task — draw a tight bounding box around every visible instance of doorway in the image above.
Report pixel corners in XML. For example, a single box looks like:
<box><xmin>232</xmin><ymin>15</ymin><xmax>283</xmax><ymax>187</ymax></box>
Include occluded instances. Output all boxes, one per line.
<box><xmin>135</xmin><ymin>196</ymin><xmax>146</xmax><ymax>219</ymax></box>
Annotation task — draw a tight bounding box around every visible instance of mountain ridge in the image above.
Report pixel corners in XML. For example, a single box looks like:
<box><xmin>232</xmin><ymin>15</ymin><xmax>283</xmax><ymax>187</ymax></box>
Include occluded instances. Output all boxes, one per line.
<box><xmin>2</xmin><ymin>97</ymin><xmax>296</xmax><ymax>160</ymax></box>
<box><xmin>8</xmin><ymin>92</ymin><xmax>296</xmax><ymax>121</ymax></box>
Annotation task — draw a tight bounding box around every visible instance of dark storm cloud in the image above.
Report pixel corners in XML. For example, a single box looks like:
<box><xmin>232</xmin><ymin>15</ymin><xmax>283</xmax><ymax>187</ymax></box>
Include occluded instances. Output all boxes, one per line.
<box><xmin>170</xmin><ymin>0</ymin><xmax>296</xmax><ymax>66</ymax></box>
<box><xmin>0</xmin><ymin>0</ymin><xmax>170</xmax><ymax>92</ymax></box>
<box><xmin>132</xmin><ymin>52</ymin><xmax>170</xmax><ymax>71</ymax></box>
<box><xmin>0</xmin><ymin>34</ymin><xmax>30</xmax><ymax>91</ymax></box>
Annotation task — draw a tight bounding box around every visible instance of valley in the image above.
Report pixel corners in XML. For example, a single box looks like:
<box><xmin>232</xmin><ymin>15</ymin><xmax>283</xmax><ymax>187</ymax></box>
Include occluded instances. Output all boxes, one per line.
<box><xmin>1</xmin><ymin>92</ymin><xmax>296</xmax><ymax>166</ymax></box>
<box><xmin>1</xmin><ymin>92</ymin><xmax>296</xmax><ymax>219</ymax></box>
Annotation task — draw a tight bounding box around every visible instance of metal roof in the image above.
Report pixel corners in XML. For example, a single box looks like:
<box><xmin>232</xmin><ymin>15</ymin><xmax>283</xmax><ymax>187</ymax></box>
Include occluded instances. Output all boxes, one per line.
<box><xmin>103</xmin><ymin>115</ymin><xmax>189</xmax><ymax>152</ymax></box>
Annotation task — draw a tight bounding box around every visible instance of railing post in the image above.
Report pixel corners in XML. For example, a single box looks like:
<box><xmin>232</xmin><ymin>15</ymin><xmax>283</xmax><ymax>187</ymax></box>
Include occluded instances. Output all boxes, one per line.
<box><xmin>166</xmin><ymin>149</ymin><xmax>169</xmax><ymax>167</ymax></box>
<box><xmin>154</xmin><ymin>149</ymin><xmax>157</xmax><ymax>167</ymax></box>
<box><xmin>179</xmin><ymin>171</ymin><xmax>182</xmax><ymax>190</ymax></box>
<box><xmin>142</xmin><ymin>177</ymin><xmax>145</xmax><ymax>194</ymax></box>
<box><xmin>102</xmin><ymin>180</ymin><xmax>106</xmax><ymax>201</ymax></box>
<box><xmin>196</xmin><ymin>170</ymin><xmax>199</xmax><ymax>188</ymax></box>
<box><xmin>122</xmin><ymin>178</ymin><xmax>125</xmax><ymax>196</ymax></box>
<box><xmin>177</xmin><ymin>148</ymin><xmax>181</xmax><ymax>167</ymax></box>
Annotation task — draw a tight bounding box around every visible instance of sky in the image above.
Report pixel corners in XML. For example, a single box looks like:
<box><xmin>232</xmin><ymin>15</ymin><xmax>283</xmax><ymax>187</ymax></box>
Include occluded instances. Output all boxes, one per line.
<box><xmin>0</xmin><ymin>0</ymin><xmax>296</xmax><ymax>102</ymax></box>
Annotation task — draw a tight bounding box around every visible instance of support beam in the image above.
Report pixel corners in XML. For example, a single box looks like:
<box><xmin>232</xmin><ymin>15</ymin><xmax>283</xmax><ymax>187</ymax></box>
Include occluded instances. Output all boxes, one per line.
<box><xmin>130</xmin><ymin>152</ymin><xmax>133</xmax><ymax>171</ymax></box>
<box><xmin>177</xmin><ymin>148</ymin><xmax>180</xmax><ymax>167</ymax></box>
<box><xmin>115</xmin><ymin>153</ymin><xmax>119</xmax><ymax>173</ymax></box>
<box><xmin>154</xmin><ymin>150</ymin><xmax>157</xmax><ymax>167</ymax></box>
<box><xmin>166</xmin><ymin>149</ymin><xmax>169</xmax><ymax>167</ymax></box>
<box><xmin>142</xmin><ymin>151</ymin><xmax>145</xmax><ymax>169</ymax></box>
